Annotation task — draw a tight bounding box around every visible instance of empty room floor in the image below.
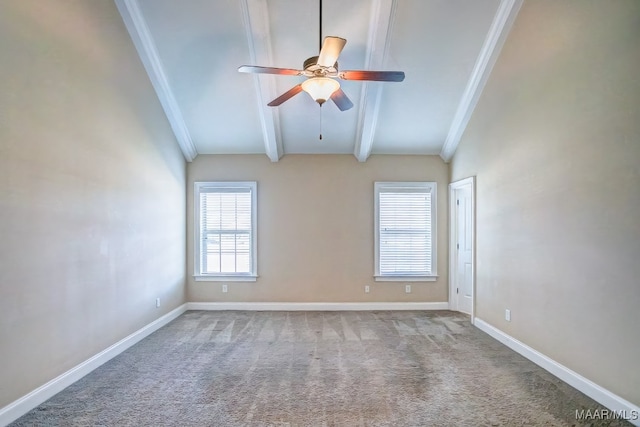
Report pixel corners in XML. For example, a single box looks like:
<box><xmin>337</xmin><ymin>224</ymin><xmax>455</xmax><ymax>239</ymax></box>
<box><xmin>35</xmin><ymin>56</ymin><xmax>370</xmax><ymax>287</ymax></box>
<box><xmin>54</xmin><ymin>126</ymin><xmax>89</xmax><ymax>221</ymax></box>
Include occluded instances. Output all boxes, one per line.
<box><xmin>10</xmin><ymin>311</ymin><xmax>629</xmax><ymax>426</ymax></box>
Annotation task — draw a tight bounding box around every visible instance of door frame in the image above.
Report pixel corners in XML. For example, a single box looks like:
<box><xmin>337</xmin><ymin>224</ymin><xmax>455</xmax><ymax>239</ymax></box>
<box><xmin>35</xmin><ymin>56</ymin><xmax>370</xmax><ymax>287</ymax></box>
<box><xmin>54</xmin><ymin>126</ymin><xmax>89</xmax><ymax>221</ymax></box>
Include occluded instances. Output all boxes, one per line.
<box><xmin>449</xmin><ymin>176</ymin><xmax>476</xmax><ymax>322</ymax></box>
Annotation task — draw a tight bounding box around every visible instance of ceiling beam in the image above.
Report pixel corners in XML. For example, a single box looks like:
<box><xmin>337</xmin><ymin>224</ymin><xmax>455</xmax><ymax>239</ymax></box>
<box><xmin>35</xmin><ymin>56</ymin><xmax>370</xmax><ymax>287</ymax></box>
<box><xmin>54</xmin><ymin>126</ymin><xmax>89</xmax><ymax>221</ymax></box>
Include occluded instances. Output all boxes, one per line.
<box><xmin>115</xmin><ymin>0</ymin><xmax>198</xmax><ymax>162</ymax></box>
<box><xmin>439</xmin><ymin>0</ymin><xmax>524</xmax><ymax>162</ymax></box>
<box><xmin>240</xmin><ymin>0</ymin><xmax>284</xmax><ymax>162</ymax></box>
<box><xmin>353</xmin><ymin>0</ymin><xmax>397</xmax><ymax>163</ymax></box>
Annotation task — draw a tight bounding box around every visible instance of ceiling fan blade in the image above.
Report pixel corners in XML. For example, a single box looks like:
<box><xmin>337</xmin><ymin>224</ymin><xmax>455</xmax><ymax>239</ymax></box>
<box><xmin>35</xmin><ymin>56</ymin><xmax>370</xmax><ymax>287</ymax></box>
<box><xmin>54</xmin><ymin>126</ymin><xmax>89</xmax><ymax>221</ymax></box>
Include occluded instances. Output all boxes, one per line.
<box><xmin>330</xmin><ymin>89</ymin><xmax>353</xmax><ymax>111</ymax></box>
<box><xmin>238</xmin><ymin>65</ymin><xmax>302</xmax><ymax>76</ymax></box>
<box><xmin>267</xmin><ymin>84</ymin><xmax>304</xmax><ymax>106</ymax></box>
<box><xmin>317</xmin><ymin>36</ymin><xmax>347</xmax><ymax>67</ymax></box>
<box><xmin>339</xmin><ymin>70</ymin><xmax>405</xmax><ymax>82</ymax></box>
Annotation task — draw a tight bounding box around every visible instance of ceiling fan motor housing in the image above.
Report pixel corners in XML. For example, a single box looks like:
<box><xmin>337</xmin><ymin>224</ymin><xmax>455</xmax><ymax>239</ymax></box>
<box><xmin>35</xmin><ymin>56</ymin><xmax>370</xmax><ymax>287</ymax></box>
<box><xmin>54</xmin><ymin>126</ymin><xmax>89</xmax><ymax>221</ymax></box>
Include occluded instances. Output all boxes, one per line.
<box><xmin>303</xmin><ymin>56</ymin><xmax>338</xmax><ymax>77</ymax></box>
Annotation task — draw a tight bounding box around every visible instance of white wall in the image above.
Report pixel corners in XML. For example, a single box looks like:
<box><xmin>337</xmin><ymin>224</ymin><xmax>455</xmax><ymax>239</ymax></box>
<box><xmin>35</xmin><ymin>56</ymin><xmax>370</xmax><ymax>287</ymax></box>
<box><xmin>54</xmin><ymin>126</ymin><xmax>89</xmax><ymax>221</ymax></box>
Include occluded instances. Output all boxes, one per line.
<box><xmin>187</xmin><ymin>154</ymin><xmax>449</xmax><ymax>304</ymax></box>
<box><xmin>451</xmin><ymin>0</ymin><xmax>640</xmax><ymax>405</ymax></box>
<box><xmin>0</xmin><ymin>0</ymin><xmax>186</xmax><ymax>408</ymax></box>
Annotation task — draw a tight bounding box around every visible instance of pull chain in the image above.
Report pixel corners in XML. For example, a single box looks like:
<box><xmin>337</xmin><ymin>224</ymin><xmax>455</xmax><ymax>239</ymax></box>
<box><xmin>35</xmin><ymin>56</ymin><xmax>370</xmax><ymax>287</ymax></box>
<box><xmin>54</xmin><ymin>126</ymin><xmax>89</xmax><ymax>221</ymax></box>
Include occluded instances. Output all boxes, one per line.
<box><xmin>319</xmin><ymin>104</ymin><xmax>323</xmax><ymax>140</ymax></box>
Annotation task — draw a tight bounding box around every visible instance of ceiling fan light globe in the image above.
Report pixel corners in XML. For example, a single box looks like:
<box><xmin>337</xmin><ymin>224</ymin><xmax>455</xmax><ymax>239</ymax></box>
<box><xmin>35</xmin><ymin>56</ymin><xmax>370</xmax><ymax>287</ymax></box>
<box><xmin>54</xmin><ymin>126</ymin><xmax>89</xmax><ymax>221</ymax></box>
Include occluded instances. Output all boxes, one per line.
<box><xmin>302</xmin><ymin>77</ymin><xmax>339</xmax><ymax>104</ymax></box>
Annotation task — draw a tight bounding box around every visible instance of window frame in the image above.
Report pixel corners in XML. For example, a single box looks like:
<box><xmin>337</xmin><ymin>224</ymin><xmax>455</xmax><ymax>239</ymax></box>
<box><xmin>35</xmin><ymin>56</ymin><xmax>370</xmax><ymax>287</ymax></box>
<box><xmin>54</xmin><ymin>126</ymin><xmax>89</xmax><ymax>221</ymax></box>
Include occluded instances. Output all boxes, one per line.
<box><xmin>374</xmin><ymin>181</ymin><xmax>437</xmax><ymax>282</ymax></box>
<box><xmin>194</xmin><ymin>181</ymin><xmax>257</xmax><ymax>282</ymax></box>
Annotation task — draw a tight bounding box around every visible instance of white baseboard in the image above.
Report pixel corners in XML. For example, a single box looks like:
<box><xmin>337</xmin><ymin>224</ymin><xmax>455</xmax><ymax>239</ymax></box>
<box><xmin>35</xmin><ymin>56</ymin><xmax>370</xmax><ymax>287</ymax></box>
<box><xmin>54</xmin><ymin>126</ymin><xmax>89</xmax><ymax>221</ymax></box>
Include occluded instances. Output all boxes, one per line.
<box><xmin>0</xmin><ymin>304</ymin><xmax>188</xmax><ymax>427</ymax></box>
<box><xmin>187</xmin><ymin>301</ymin><xmax>450</xmax><ymax>311</ymax></box>
<box><xmin>474</xmin><ymin>318</ymin><xmax>640</xmax><ymax>427</ymax></box>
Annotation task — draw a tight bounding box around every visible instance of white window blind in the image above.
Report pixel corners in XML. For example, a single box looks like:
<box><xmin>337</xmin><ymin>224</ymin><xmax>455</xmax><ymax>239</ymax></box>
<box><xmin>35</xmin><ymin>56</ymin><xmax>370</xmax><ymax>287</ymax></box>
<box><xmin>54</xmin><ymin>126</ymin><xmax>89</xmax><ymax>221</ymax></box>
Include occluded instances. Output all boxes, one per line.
<box><xmin>375</xmin><ymin>182</ymin><xmax>437</xmax><ymax>280</ymax></box>
<box><xmin>195</xmin><ymin>182</ymin><xmax>257</xmax><ymax>279</ymax></box>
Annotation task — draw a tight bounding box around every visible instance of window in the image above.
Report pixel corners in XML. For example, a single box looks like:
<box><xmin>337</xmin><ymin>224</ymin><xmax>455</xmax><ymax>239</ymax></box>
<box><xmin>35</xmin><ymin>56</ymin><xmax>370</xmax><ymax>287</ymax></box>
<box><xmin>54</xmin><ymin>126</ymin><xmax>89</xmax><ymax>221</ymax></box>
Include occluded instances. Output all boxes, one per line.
<box><xmin>374</xmin><ymin>182</ymin><xmax>437</xmax><ymax>281</ymax></box>
<box><xmin>194</xmin><ymin>182</ymin><xmax>257</xmax><ymax>281</ymax></box>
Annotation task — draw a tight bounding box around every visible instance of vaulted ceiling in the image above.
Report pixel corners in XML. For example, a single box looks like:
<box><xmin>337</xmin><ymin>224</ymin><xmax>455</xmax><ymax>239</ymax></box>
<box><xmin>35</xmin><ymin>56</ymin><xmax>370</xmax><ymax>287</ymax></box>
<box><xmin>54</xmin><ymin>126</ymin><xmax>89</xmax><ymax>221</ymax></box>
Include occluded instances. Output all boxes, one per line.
<box><xmin>115</xmin><ymin>0</ymin><xmax>522</xmax><ymax>162</ymax></box>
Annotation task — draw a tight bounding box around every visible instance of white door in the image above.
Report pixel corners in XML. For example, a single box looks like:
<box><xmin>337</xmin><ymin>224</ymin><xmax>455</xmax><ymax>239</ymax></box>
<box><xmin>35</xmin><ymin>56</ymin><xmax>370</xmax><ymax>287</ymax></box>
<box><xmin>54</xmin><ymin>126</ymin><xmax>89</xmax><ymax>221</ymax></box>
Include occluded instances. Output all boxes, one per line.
<box><xmin>450</xmin><ymin>178</ymin><xmax>474</xmax><ymax>315</ymax></box>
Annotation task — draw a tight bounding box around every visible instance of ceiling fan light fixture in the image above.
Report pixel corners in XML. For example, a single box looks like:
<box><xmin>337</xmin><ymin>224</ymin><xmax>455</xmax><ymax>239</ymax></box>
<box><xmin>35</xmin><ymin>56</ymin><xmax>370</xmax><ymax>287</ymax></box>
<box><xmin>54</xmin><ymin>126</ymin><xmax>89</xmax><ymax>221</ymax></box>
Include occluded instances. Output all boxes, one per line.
<box><xmin>301</xmin><ymin>77</ymin><xmax>339</xmax><ymax>105</ymax></box>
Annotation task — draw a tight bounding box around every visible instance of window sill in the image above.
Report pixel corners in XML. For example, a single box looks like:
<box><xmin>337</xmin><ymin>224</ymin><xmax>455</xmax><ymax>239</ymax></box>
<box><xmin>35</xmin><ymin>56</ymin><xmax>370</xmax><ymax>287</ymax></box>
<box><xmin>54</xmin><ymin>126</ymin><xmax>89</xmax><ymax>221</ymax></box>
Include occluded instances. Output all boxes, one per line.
<box><xmin>194</xmin><ymin>275</ymin><xmax>258</xmax><ymax>282</ymax></box>
<box><xmin>374</xmin><ymin>275</ymin><xmax>438</xmax><ymax>282</ymax></box>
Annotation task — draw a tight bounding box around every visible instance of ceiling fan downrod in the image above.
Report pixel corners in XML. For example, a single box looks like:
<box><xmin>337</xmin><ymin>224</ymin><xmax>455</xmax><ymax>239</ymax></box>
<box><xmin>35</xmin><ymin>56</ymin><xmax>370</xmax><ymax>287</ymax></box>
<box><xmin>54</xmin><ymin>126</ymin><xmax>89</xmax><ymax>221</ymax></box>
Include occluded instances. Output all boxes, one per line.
<box><xmin>319</xmin><ymin>0</ymin><xmax>323</xmax><ymax>53</ymax></box>
<box><xmin>318</xmin><ymin>0</ymin><xmax>323</xmax><ymax>141</ymax></box>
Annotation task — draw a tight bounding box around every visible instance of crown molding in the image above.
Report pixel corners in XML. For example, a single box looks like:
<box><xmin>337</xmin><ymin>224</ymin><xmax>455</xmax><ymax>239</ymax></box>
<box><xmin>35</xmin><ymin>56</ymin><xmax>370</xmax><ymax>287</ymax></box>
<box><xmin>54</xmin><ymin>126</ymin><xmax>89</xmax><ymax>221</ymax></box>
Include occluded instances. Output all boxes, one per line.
<box><xmin>240</xmin><ymin>0</ymin><xmax>284</xmax><ymax>162</ymax></box>
<box><xmin>440</xmin><ymin>0</ymin><xmax>524</xmax><ymax>163</ymax></box>
<box><xmin>353</xmin><ymin>0</ymin><xmax>397</xmax><ymax>163</ymax></box>
<box><xmin>115</xmin><ymin>0</ymin><xmax>198</xmax><ymax>162</ymax></box>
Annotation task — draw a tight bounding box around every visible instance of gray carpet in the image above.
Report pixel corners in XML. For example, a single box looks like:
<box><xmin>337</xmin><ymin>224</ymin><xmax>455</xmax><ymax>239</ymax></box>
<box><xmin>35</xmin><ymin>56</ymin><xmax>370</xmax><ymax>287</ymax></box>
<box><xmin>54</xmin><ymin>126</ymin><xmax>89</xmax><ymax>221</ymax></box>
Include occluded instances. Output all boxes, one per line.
<box><xmin>10</xmin><ymin>310</ymin><xmax>630</xmax><ymax>426</ymax></box>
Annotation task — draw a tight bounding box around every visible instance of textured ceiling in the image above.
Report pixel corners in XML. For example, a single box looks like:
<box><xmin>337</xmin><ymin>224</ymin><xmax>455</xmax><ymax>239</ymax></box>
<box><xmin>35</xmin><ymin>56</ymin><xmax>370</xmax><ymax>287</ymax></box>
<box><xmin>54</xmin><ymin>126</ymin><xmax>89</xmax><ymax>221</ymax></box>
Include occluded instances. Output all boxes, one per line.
<box><xmin>116</xmin><ymin>0</ymin><xmax>523</xmax><ymax>162</ymax></box>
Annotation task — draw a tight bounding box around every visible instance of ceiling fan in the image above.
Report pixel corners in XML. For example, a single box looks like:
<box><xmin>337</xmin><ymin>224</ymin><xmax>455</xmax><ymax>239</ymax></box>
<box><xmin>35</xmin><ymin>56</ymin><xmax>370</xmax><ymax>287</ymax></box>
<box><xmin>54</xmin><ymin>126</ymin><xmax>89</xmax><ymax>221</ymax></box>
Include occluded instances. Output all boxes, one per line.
<box><xmin>238</xmin><ymin>1</ymin><xmax>405</xmax><ymax>112</ymax></box>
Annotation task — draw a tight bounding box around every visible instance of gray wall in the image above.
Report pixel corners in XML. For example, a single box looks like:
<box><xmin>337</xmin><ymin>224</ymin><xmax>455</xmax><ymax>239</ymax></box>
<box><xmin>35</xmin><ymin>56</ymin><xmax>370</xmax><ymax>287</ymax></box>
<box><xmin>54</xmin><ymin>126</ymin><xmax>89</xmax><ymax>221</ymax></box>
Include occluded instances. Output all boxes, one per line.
<box><xmin>451</xmin><ymin>0</ymin><xmax>640</xmax><ymax>405</ymax></box>
<box><xmin>0</xmin><ymin>1</ymin><xmax>186</xmax><ymax>408</ymax></box>
<box><xmin>187</xmin><ymin>154</ymin><xmax>449</xmax><ymax>303</ymax></box>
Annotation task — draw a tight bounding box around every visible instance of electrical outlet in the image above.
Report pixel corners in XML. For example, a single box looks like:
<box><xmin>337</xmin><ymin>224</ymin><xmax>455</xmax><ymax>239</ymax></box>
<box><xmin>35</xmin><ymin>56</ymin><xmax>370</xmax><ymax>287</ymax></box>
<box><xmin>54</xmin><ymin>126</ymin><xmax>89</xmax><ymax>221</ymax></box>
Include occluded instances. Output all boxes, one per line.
<box><xmin>364</xmin><ymin>285</ymin><xmax>370</xmax><ymax>293</ymax></box>
<box><xmin>155</xmin><ymin>298</ymin><xmax>160</xmax><ymax>308</ymax></box>
<box><xmin>505</xmin><ymin>309</ymin><xmax>511</xmax><ymax>322</ymax></box>
<box><xmin>222</xmin><ymin>284</ymin><xmax>228</xmax><ymax>293</ymax></box>
<box><xmin>405</xmin><ymin>284</ymin><xmax>411</xmax><ymax>293</ymax></box>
